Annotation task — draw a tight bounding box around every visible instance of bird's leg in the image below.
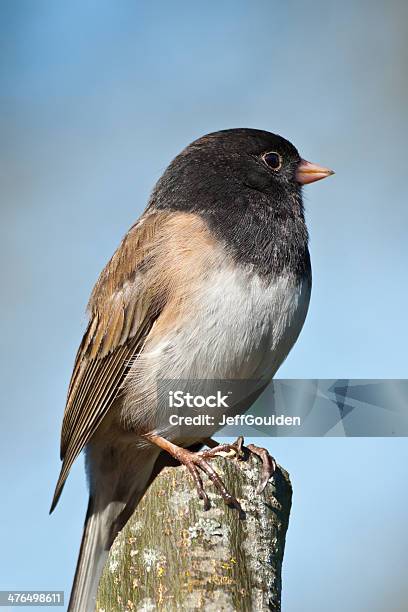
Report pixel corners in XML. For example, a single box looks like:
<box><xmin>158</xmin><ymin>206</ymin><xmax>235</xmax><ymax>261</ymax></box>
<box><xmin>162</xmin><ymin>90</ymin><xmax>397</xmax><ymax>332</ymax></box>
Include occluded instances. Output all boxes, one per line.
<box><xmin>145</xmin><ymin>434</ymin><xmax>243</xmax><ymax>515</ymax></box>
<box><xmin>205</xmin><ymin>436</ymin><xmax>276</xmax><ymax>494</ymax></box>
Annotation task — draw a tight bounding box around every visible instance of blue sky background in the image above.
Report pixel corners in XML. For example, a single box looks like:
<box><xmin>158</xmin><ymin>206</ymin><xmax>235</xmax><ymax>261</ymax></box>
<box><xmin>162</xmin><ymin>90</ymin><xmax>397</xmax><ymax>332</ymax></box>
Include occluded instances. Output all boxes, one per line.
<box><xmin>1</xmin><ymin>1</ymin><xmax>408</xmax><ymax>610</ymax></box>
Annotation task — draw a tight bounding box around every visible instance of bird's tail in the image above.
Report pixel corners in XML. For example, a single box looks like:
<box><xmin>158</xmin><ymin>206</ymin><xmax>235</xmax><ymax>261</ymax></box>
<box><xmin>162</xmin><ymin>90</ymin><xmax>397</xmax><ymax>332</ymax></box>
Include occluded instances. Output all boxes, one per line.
<box><xmin>67</xmin><ymin>497</ymin><xmax>110</xmax><ymax>612</ymax></box>
<box><xmin>67</xmin><ymin>444</ymin><xmax>160</xmax><ymax>612</ymax></box>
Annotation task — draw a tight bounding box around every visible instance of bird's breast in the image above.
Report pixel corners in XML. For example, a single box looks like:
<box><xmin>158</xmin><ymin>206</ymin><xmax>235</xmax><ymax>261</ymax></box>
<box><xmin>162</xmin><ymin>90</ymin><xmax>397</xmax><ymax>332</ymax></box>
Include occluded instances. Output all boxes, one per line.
<box><xmin>122</xmin><ymin>263</ymin><xmax>311</xmax><ymax>436</ymax></box>
<box><xmin>132</xmin><ymin>264</ymin><xmax>311</xmax><ymax>383</ymax></box>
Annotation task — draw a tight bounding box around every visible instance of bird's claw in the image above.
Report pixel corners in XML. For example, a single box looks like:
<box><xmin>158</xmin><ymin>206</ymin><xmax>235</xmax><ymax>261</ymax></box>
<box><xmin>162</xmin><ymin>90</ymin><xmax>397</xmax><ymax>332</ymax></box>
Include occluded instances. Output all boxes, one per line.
<box><xmin>169</xmin><ymin>436</ymin><xmax>275</xmax><ymax>516</ymax></box>
<box><xmin>174</xmin><ymin>445</ymin><xmax>244</xmax><ymax>515</ymax></box>
<box><xmin>205</xmin><ymin>436</ymin><xmax>276</xmax><ymax>494</ymax></box>
<box><xmin>246</xmin><ymin>443</ymin><xmax>277</xmax><ymax>493</ymax></box>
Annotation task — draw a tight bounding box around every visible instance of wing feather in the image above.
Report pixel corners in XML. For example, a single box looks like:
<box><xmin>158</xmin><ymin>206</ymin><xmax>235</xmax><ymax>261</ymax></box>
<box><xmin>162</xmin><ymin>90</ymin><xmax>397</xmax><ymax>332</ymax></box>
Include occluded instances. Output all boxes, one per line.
<box><xmin>50</xmin><ymin>212</ymin><xmax>170</xmax><ymax>512</ymax></box>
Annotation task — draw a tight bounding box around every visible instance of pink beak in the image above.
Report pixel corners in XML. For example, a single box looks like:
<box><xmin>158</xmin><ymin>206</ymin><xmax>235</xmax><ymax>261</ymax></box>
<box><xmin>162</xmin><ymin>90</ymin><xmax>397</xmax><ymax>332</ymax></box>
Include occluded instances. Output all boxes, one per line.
<box><xmin>296</xmin><ymin>159</ymin><xmax>335</xmax><ymax>185</ymax></box>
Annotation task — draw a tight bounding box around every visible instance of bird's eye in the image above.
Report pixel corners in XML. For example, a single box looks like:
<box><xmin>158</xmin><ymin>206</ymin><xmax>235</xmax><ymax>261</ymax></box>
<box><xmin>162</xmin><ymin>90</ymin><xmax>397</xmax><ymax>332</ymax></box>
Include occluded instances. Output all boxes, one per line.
<box><xmin>262</xmin><ymin>151</ymin><xmax>282</xmax><ymax>171</ymax></box>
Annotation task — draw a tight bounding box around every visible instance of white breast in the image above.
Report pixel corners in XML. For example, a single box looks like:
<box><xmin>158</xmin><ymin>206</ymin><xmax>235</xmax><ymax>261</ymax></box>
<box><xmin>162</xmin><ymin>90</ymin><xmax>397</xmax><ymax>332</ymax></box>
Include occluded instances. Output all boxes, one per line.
<box><xmin>142</xmin><ymin>265</ymin><xmax>311</xmax><ymax>382</ymax></box>
<box><xmin>123</xmin><ymin>264</ymin><xmax>311</xmax><ymax>434</ymax></box>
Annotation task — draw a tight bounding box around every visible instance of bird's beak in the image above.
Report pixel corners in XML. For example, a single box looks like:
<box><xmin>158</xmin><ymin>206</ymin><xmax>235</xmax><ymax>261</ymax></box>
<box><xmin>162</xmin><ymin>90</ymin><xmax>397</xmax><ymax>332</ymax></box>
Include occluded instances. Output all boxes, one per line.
<box><xmin>296</xmin><ymin>159</ymin><xmax>335</xmax><ymax>185</ymax></box>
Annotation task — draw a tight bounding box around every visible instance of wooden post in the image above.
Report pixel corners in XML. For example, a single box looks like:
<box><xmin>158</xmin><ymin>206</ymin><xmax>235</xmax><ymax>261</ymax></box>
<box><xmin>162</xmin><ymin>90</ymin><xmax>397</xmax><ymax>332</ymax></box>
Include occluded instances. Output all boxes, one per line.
<box><xmin>97</xmin><ymin>453</ymin><xmax>292</xmax><ymax>611</ymax></box>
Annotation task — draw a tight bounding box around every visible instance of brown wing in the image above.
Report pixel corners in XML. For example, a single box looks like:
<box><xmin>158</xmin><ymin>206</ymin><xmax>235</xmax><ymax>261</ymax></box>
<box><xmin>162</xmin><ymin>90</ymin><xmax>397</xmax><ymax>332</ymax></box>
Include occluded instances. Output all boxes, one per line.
<box><xmin>50</xmin><ymin>211</ymin><xmax>171</xmax><ymax>512</ymax></box>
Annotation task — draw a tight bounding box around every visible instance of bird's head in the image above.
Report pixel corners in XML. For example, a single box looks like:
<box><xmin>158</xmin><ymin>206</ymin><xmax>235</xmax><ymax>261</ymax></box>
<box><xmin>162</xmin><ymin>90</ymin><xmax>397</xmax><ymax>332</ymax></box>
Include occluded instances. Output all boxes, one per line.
<box><xmin>149</xmin><ymin>128</ymin><xmax>334</xmax><ymax>216</ymax></box>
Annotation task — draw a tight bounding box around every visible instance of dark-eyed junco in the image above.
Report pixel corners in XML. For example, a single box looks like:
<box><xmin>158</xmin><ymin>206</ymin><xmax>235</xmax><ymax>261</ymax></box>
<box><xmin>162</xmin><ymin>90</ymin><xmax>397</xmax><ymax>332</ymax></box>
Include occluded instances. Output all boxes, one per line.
<box><xmin>50</xmin><ymin>128</ymin><xmax>333</xmax><ymax>611</ymax></box>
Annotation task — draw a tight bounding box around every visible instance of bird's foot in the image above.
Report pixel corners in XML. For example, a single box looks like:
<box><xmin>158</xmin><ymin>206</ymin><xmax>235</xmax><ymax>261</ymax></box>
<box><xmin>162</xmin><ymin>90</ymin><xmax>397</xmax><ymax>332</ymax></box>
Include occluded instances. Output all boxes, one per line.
<box><xmin>146</xmin><ymin>434</ymin><xmax>276</xmax><ymax>515</ymax></box>
<box><xmin>205</xmin><ymin>436</ymin><xmax>276</xmax><ymax>494</ymax></box>
<box><xmin>180</xmin><ymin>445</ymin><xmax>244</xmax><ymax>514</ymax></box>
<box><xmin>246</xmin><ymin>442</ymin><xmax>277</xmax><ymax>493</ymax></box>
<box><xmin>146</xmin><ymin>434</ymin><xmax>244</xmax><ymax>515</ymax></box>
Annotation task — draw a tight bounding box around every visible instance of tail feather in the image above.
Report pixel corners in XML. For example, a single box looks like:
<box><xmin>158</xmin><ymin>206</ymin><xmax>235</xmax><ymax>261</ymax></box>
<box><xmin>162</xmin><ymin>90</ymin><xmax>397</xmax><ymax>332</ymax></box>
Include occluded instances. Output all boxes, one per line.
<box><xmin>68</xmin><ymin>498</ymin><xmax>111</xmax><ymax>612</ymax></box>
<box><xmin>65</xmin><ymin>444</ymin><xmax>161</xmax><ymax>611</ymax></box>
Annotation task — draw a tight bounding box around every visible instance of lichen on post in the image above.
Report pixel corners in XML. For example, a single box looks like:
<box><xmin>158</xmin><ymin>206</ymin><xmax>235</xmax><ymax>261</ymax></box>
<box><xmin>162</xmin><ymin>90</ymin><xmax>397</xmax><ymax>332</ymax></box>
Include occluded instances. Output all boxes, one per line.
<box><xmin>97</xmin><ymin>452</ymin><xmax>292</xmax><ymax>611</ymax></box>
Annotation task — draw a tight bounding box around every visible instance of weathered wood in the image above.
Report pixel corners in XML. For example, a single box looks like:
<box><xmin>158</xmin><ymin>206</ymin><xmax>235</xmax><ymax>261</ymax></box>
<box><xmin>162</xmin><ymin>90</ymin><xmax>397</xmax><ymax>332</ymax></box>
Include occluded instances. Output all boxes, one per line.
<box><xmin>97</xmin><ymin>452</ymin><xmax>292</xmax><ymax>612</ymax></box>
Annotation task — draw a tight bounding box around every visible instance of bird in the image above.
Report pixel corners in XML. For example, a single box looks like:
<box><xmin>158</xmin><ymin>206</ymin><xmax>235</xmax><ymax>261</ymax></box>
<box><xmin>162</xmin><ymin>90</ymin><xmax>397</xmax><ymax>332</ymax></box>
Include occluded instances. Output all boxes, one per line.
<box><xmin>50</xmin><ymin>128</ymin><xmax>334</xmax><ymax>611</ymax></box>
